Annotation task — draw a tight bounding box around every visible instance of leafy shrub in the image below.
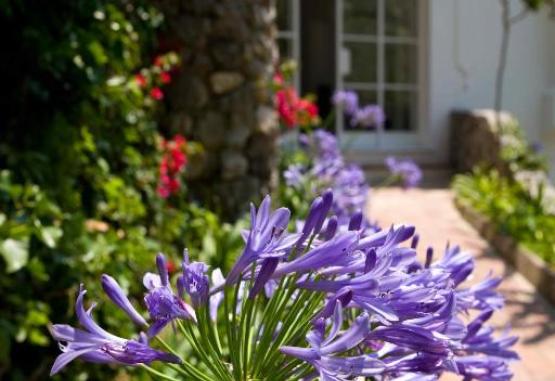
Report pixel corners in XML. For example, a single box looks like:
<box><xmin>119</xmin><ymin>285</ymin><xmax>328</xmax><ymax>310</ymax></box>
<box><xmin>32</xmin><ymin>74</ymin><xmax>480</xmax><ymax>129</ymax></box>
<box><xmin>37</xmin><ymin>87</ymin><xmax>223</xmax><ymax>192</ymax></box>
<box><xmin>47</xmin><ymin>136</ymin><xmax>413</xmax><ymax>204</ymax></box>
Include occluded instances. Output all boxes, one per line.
<box><xmin>498</xmin><ymin>120</ymin><xmax>547</xmax><ymax>173</ymax></box>
<box><xmin>453</xmin><ymin>170</ymin><xmax>555</xmax><ymax>265</ymax></box>
<box><xmin>0</xmin><ymin>2</ymin><xmax>246</xmax><ymax>380</ymax></box>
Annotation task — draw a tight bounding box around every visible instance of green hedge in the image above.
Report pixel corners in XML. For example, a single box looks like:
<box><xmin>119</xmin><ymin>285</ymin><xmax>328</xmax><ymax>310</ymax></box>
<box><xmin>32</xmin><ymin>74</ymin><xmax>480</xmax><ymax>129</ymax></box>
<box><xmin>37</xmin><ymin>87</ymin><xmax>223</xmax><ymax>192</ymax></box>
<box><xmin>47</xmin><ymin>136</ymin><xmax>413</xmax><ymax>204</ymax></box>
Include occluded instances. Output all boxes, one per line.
<box><xmin>0</xmin><ymin>2</ymin><xmax>244</xmax><ymax>379</ymax></box>
<box><xmin>453</xmin><ymin>170</ymin><xmax>555</xmax><ymax>266</ymax></box>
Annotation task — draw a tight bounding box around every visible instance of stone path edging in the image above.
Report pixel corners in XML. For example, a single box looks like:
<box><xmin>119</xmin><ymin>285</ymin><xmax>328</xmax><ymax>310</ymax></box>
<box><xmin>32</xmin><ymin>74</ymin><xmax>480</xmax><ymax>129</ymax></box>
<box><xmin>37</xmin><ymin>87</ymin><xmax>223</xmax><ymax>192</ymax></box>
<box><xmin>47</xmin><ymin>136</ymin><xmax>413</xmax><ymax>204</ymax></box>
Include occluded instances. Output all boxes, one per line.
<box><xmin>455</xmin><ymin>199</ymin><xmax>555</xmax><ymax>306</ymax></box>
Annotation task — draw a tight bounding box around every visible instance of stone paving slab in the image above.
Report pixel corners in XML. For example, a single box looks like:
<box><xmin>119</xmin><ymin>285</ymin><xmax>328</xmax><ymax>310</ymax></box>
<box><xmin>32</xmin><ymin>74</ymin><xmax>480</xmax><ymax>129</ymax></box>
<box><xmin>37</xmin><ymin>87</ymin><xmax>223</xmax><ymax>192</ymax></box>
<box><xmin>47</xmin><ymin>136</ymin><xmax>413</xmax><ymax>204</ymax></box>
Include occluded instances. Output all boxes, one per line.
<box><xmin>369</xmin><ymin>188</ymin><xmax>555</xmax><ymax>381</ymax></box>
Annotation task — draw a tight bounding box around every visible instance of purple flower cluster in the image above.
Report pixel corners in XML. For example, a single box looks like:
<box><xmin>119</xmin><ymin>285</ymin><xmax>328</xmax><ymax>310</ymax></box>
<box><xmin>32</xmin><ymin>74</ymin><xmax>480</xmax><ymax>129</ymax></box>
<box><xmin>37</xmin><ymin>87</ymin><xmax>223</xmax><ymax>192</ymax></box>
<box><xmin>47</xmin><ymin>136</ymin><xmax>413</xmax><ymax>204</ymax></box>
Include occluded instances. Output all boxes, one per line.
<box><xmin>385</xmin><ymin>156</ymin><xmax>423</xmax><ymax>189</ymax></box>
<box><xmin>49</xmin><ymin>253</ymin><xmax>198</xmax><ymax>375</ymax></box>
<box><xmin>351</xmin><ymin>104</ymin><xmax>386</xmax><ymax>128</ymax></box>
<box><xmin>332</xmin><ymin>90</ymin><xmax>359</xmax><ymax>115</ymax></box>
<box><xmin>285</xmin><ymin>129</ymin><xmax>370</xmax><ymax>224</ymax></box>
<box><xmin>50</xmin><ymin>192</ymin><xmax>517</xmax><ymax>380</ymax></box>
<box><xmin>49</xmin><ymin>285</ymin><xmax>181</xmax><ymax>376</ymax></box>
<box><xmin>232</xmin><ymin>194</ymin><xmax>517</xmax><ymax>380</ymax></box>
<box><xmin>332</xmin><ymin>90</ymin><xmax>385</xmax><ymax>129</ymax></box>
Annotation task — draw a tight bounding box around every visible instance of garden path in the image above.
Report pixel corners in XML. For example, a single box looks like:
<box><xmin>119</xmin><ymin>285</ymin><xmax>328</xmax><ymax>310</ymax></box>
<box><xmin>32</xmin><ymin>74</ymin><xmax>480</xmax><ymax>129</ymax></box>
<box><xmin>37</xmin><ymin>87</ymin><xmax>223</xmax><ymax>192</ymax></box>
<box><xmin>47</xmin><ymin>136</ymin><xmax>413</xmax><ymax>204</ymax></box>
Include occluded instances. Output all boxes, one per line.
<box><xmin>369</xmin><ymin>188</ymin><xmax>555</xmax><ymax>381</ymax></box>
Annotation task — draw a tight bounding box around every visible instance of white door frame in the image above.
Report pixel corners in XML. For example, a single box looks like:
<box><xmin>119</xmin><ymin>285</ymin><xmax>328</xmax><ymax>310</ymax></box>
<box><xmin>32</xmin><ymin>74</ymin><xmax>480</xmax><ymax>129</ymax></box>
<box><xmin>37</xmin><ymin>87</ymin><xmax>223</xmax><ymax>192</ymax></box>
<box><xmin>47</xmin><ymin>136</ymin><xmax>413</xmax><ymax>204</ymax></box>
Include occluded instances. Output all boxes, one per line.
<box><xmin>276</xmin><ymin>0</ymin><xmax>301</xmax><ymax>91</ymax></box>
<box><xmin>335</xmin><ymin>0</ymin><xmax>431</xmax><ymax>163</ymax></box>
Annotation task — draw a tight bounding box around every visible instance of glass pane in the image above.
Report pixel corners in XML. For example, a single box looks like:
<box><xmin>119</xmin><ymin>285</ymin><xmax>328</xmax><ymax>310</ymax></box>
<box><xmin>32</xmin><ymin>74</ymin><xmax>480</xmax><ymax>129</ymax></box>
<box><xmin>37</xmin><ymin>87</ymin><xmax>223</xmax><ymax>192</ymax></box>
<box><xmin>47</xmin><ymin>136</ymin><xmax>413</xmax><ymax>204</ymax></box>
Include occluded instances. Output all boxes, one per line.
<box><xmin>344</xmin><ymin>0</ymin><xmax>377</xmax><ymax>35</ymax></box>
<box><xmin>277</xmin><ymin>0</ymin><xmax>292</xmax><ymax>31</ymax></box>
<box><xmin>344</xmin><ymin>90</ymin><xmax>378</xmax><ymax>131</ymax></box>
<box><xmin>385</xmin><ymin>0</ymin><xmax>418</xmax><ymax>37</ymax></box>
<box><xmin>385</xmin><ymin>44</ymin><xmax>417</xmax><ymax>84</ymax></box>
<box><xmin>278</xmin><ymin>38</ymin><xmax>293</xmax><ymax>62</ymax></box>
<box><xmin>384</xmin><ymin>90</ymin><xmax>417</xmax><ymax>131</ymax></box>
<box><xmin>356</xmin><ymin>89</ymin><xmax>378</xmax><ymax>105</ymax></box>
<box><xmin>343</xmin><ymin>42</ymin><xmax>377</xmax><ymax>83</ymax></box>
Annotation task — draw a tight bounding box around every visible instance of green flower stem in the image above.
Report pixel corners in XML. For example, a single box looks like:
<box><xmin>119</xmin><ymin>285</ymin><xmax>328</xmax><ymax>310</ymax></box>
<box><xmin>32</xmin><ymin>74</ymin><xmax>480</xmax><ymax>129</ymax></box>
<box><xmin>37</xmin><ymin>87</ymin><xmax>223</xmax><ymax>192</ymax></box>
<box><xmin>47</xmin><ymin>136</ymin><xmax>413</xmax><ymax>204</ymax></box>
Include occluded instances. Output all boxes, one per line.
<box><xmin>178</xmin><ymin>321</ymin><xmax>226</xmax><ymax>380</ymax></box>
<box><xmin>250</xmin><ymin>276</ymin><xmax>290</xmax><ymax>373</ymax></box>
<box><xmin>322</xmin><ymin>109</ymin><xmax>337</xmax><ymax>130</ymax></box>
<box><xmin>153</xmin><ymin>337</ymin><xmax>208</xmax><ymax>379</ymax></box>
<box><xmin>229</xmin><ymin>280</ymin><xmax>244</xmax><ymax>379</ymax></box>
<box><xmin>203</xmin><ymin>304</ymin><xmax>223</xmax><ymax>354</ymax></box>
<box><xmin>195</xmin><ymin>309</ymin><xmax>231</xmax><ymax>380</ymax></box>
<box><xmin>140</xmin><ymin>364</ymin><xmax>180</xmax><ymax>381</ymax></box>
<box><xmin>378</xmin><ymin>174</ymin><xmax>399</xmax><ymax>188</ymax></box>
<box><xmin>274</xmin><ymin>361</ymin><xmax>312</xmax><ymax>381</ymax></box>
<box><xmin>254</xmin><ymin>276</ymin><xmax>308</xmax><ymax>376</ymax></box>
<box><xmin>262</xmin><ymin>291</ymin><xmax>323</xmax><ymax>377</ymax></box>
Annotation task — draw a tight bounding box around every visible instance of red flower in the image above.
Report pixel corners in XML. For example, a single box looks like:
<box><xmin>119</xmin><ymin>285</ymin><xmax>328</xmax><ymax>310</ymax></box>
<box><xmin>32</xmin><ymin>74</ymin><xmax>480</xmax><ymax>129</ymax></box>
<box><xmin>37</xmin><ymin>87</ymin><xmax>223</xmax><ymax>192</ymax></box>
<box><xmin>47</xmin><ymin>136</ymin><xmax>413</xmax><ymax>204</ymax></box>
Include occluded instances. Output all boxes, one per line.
<box><xmin>305</xmin><ymin>101</ymin><xmax>319</xmax><ymax>118</ymax></box>
<box><xmin>154</xmin><ymin>56</ymin><xmax>164</xmax><ymax>67</ymax></box>
<box><xmin>166</xmin><ymin>259</ymin><xmax>177</xmax><ymax>273</ymax></box>
<box><xmin>135</xmin><ymin>74</ymin><xmax>147</xmax><ymax>88</ymax></box>
<box><xmin>157</xmin><ymin>134</ymin><xmax>188</xmax><ymax>198</ymax></box>
<box><xmin>150</xmin><ymin>87</ymin><xmax>164</xmax><ymax>101</ymax></box>
<box><xmin>276</xmin><ymin>88</ymin><xmax>299</xmax><ymax>127</ymax></box>
<box><xmin>275</xmin><ymin>84</ymin><xmax>320</xmax><ymax>128</ymax></box>
<box><xmin>160</xmin><ymin>71</ymin><xmax>171</xmax><ymax>84</ymax></box>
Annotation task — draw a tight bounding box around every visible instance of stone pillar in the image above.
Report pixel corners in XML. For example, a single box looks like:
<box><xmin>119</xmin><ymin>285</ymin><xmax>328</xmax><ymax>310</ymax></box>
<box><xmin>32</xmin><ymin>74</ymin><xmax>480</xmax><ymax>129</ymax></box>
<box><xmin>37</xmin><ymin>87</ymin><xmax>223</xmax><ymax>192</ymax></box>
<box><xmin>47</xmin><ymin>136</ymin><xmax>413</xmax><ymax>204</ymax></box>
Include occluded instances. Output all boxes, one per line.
<box><xmin>159</xmin><ymin>0</ymin><xmax>278</xmax><ymax>220</ymax></box>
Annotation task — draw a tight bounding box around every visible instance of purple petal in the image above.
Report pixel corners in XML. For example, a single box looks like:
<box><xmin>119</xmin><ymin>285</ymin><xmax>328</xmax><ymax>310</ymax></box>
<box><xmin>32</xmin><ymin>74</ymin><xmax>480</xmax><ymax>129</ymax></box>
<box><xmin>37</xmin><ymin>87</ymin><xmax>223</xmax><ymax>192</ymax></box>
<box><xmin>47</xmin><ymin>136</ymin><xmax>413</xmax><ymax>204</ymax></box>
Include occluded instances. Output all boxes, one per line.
<box><xmin>249</xmin><ymin>257</ymin><xmax>279</xmax><ymax>299</ymax></box>
<box><xmin>75</xmin><ymin>286</ymin><xmax>121</xmax><ymax>342</ymax></box>
<box><xmin>50</xmin><ymin>347</ymin><xmax>97</xmax><ymax>376</ymax></box>
<box><xmin>101</xmin><ymin>274</ymin><xmax>147</xmax><ymax>326</ymax></box>
<box><xmin>321</xmin><ymin>313</ymin><xmax>370</xmax><ymax>354</ymax></box>
<box><xmin>156</xmin><ymin>253</ymin><xmax>170</xmax><ymax>288</ymax></box>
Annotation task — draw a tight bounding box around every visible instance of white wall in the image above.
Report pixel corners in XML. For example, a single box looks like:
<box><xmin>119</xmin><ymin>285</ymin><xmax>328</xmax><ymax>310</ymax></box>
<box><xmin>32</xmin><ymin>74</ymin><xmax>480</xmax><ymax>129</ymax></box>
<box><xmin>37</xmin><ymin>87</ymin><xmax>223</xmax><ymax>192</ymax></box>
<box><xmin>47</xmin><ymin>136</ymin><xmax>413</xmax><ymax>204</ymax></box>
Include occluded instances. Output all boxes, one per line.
<box><xmin>428</xmin><ymin>0</ymin><xmax>554</xmax><ymax>174</ymax></box>
<box><xmin>546</xmin><ymin>18</ymin><xmax>555</xmax><ymax>180</ymax></box>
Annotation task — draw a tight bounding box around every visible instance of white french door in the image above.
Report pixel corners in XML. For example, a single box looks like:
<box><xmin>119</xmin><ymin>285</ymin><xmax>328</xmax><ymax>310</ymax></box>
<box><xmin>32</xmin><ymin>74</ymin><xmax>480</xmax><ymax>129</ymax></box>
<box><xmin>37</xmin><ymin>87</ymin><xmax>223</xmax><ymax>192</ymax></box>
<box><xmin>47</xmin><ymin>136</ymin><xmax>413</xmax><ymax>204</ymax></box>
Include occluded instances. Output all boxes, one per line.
<box><xmin>335</xmin><ymin>0</ymin><xmax>428</xmax><ymax>160</ymax></box>
<box><xmin>275</xmin><ymin>0</ymin><xmax>430</xmax><ymax>161</ymax></box>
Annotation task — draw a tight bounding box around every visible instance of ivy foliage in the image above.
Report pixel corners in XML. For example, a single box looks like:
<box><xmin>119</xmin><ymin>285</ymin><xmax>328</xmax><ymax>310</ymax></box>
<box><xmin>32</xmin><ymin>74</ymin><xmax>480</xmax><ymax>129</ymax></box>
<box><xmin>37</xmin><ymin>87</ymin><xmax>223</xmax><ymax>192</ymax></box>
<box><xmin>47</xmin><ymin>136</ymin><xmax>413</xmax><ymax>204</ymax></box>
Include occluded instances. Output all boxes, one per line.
<box><xmin>0</xmin><ymin>1</ymin><xmax>245</xmax><ymax>380</ymax></box>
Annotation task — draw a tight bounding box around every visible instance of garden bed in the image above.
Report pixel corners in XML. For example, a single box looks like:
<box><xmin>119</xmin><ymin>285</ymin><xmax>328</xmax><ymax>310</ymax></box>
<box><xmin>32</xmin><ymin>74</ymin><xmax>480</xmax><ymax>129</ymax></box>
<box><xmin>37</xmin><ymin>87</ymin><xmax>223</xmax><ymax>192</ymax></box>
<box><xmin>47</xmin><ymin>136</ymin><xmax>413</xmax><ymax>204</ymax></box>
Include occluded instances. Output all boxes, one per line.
<box><xmin>455</xmin><ymin>199</ymin><xmax>555</xmax><ymax>305</ymax></box>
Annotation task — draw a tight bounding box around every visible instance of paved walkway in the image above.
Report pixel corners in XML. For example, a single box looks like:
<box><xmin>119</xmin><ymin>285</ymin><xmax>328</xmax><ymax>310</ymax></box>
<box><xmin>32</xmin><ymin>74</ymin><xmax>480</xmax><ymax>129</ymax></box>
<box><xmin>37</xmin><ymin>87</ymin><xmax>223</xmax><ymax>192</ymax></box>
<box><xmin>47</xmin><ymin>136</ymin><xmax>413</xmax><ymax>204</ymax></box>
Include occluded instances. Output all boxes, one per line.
<box><xmin>369</xmin><ymin>188</ymin><xmax>555</xmax><ymax>381</ymax></box>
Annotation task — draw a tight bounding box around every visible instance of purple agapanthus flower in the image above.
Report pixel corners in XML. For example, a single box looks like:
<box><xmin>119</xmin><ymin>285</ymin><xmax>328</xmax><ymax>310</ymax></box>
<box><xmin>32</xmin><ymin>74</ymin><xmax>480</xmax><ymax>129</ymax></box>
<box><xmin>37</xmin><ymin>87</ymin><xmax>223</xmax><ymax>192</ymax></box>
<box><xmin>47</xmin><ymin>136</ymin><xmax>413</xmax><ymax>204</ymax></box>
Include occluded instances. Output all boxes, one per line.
<box><xmin>49</xmin><ymin>190</ymin><xmax>518</xmax><ymax>380</ymax></box>
<box><xmin>179</xmin><ymin>250</ymin><xmax>209</xmax><ymax>308</ymax></box>
<box><xmin>385</xmin><ymin>156</ymin><xmax>423</xmax><ymax>189</ymax></box>
<box><xmin>313</xmin><ymin>129</ymin><xmax>341</xmax><ymax>161</ymax></box>
<box><xmin>333</xmin><ymin>164</ymin><xmax>369</xmax><ymax>219</ymax></box>
<box><xmin>332</xmin><ymin>90</ymin><xmax>359</xmax><ymax>115</ymax></box>
<box><xmin>226</xmin><ymin>195</ymin><xmax>298</xmax><ymax>285</ymax></box>
<box><xmin>49</xmin><ymin>286</ymin><xmax>180</xmax><ymax>376</ymax></box>
<box><xmin>351</xmin><ymin>105</ymin><xmax>385</xmax><ymax>128</ymax></box>
<box><xmin>285</xmin><ymin>129</ymin><xmax>371</xmax><ymax>230</ymax></box>
<box><xmin>101</xmin><ymin>274</ymin><xmax>147</xmax><ymax>327</ymax></box>
<box><xmin>143</xmin><ymin>253</ymin><xmax>196</xmax><ymax>336</ymax></box>
<box><xmin>281</xmin><ymin>306</ymin><xmax>386</xmax><ymax>379</ymax></box>
<box><xmin>208</xmin><ymin>268</ymin><xmax>225</xmax><ymax>321</ymax></box>
<box><xmin>283</xmin><ymin>164</ymin><xmax>304</xmax><ymax>187</ymax></box>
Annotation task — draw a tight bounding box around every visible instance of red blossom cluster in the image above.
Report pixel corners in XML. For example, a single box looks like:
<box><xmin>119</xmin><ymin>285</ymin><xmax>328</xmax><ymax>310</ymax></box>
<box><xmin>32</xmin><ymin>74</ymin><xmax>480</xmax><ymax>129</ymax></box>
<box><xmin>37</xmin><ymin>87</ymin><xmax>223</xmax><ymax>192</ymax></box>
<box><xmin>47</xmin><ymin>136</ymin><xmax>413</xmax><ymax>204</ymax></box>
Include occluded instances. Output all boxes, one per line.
<box><xmin>157</xmin><ymin>135</ymin><xmax>188</xmax><ymax>199</ymax></box>
<box><xmin>134</xmin><ymin>53</ymin><xmax>177</xmax><ymax>101</ymax></box>
<box><xmin>274</xmin><ymin>72</ymin><xmax>319</xmax><ymax>129</ymax></box>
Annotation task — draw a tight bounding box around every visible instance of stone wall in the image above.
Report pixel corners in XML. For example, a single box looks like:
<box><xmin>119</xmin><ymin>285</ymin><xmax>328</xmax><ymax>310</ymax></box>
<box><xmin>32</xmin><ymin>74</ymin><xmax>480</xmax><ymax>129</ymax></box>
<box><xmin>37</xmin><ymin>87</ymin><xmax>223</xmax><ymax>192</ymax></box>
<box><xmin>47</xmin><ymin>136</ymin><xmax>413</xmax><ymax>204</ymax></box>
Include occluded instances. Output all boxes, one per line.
<box><xmin>451</xmin><ymin>109</ymin><xmax>555</xmax><ymax>214</ymax></box>
<box><xmin>450</xmin><ymin>109</ymin><xmax>510</xmax><ymax>174</ymax></box>
<box><xmin>158</xmin><ymin>0</ymin><xmax>278</xmax><ymax>219</ymax></box>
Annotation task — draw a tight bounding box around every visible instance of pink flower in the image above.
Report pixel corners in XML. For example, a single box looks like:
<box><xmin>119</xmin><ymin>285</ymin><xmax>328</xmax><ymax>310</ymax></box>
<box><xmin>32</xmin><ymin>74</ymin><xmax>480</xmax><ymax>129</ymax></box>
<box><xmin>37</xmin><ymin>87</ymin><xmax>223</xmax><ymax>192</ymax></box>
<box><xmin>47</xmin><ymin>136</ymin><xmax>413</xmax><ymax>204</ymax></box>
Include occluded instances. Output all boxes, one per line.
<box><xmin>150</xmin><ymin>87</ymin><xmax>164</xmax><ymax>101</ymax></box>
<box><xmin>160</xmin><ymin>72</ymin><xmax>171</xmax><ymax>84</ymax></box>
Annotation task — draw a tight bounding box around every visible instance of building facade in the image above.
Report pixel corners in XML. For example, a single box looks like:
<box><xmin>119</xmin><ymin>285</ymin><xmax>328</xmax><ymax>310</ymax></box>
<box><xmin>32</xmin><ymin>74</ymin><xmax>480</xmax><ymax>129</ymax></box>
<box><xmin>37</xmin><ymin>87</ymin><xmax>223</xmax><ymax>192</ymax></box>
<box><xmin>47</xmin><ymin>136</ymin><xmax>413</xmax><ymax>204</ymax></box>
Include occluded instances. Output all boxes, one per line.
<box><xmin>277</xmin><ymin>0</ymin><xmax>555</xmax><ymax>178</ymax></box>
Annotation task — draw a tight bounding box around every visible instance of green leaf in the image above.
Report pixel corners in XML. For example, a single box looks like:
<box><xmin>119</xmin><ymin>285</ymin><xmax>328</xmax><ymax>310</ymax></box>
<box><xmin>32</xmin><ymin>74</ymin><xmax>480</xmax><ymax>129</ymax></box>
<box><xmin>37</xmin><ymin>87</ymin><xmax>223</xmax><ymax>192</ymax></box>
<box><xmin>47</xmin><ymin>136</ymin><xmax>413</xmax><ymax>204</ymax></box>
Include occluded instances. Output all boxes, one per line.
<box><xmin>0</xmin><ymin>325</ymin><xmax>11</xmax><ymax>361</ymax></box>
<box><xmin>38</xmin><ymin>226</ymin><xmax>63</xmax><ymax>248</ymax></box>
<box><xmin>0</xmin><ymin>238</ymin><xmax>29</xmax><ymax>273</ymax></box>
<box><xmin>202</xmin><ymin>234</ymin><xmax>217</xmax><ymax>258</ymax></box>
<box><xmin>88</xmin><ymin>40</ymin><xmax>108</xmax><ymax>65</ymax></box>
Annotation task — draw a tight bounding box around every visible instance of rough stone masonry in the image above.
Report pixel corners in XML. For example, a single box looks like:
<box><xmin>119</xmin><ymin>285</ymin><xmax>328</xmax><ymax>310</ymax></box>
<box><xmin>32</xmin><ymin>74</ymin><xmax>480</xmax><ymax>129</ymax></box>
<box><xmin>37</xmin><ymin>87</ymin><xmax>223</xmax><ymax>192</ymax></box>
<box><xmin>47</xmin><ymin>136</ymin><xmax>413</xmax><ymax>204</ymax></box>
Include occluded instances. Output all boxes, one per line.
<box><xmin>157</xmin><ymin>0</ymin><xmax>279</xmax><ymax>219</ymax></box>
